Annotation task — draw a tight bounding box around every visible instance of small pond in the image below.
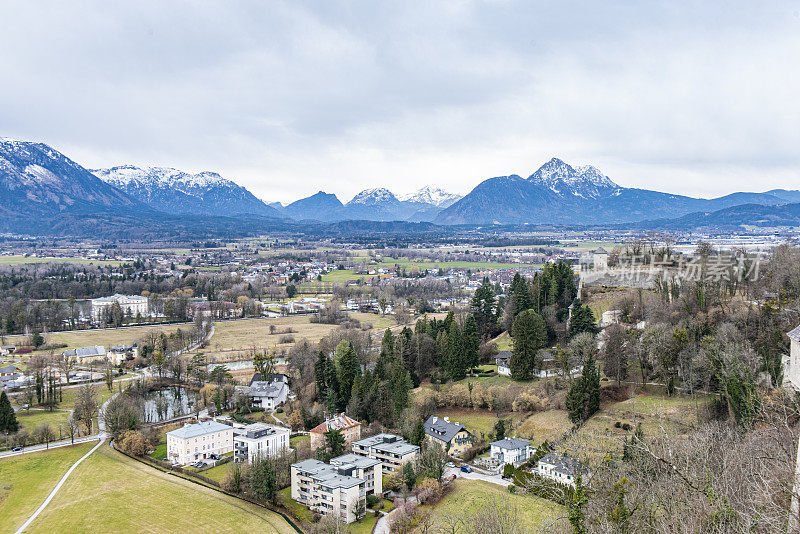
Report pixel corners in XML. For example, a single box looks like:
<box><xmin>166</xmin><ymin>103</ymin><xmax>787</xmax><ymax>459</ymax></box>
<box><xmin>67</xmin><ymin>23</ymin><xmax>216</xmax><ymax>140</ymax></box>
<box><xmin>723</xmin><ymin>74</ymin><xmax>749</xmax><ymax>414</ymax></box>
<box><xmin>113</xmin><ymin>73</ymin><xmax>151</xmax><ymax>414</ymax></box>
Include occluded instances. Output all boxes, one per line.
<box><xmin>142</xmin><ymin>386</ymin><xmax>200</xmax><ymax>423</ymax></box>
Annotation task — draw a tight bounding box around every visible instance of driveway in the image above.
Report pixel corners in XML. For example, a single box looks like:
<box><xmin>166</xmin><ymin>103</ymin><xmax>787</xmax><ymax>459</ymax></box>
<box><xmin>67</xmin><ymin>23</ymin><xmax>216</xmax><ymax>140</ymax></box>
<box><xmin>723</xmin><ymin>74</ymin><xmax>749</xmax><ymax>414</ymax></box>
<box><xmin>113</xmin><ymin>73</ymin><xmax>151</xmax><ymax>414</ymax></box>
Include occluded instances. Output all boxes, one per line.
<box><xmin>443</xmin><ymin>466</ymin><xmax>512</xmax><ymax>487</ymax></box>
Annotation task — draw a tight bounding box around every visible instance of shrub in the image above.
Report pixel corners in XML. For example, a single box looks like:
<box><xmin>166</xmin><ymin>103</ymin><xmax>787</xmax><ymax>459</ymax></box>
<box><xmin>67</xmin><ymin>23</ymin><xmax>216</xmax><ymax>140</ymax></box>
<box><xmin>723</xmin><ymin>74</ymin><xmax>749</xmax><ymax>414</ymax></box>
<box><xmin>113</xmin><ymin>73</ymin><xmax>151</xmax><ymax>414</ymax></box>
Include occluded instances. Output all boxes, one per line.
<box><xmin>614</xmin><ymin>421</ymin><xmax>622</xmax><ymax>428</ymax></box>
<box><xmin>508</xmin><ymin>484</ymin><xmax>517</xmax><ymax>493</ymax></box>
<box><xmin>503</xmin><ymin>464</ymin><xmax>516</xmax><ymax>478</ymax></box>
<box><xmin>366</xmin><ymin>494</ymin><xmax>380</xmax><ymax>508</ymax></box>
<box><xmin>117</xmin><ymin>430</ymin><xmax>149</xmax><ymax>457</ymax></box>
<box><xmin>622</xmin><ymin>422</ymin><xmax>632</xmax><ymax>431</ymax></box>
<box><xmin>278</xmin><ymin>335</ymin><xmax>295</xmax><ymax>344</ymax></box>
<box><xmin>276</xmin><ymin>408</ymin><xmax>284</xmax><ymax>413</ymax></box>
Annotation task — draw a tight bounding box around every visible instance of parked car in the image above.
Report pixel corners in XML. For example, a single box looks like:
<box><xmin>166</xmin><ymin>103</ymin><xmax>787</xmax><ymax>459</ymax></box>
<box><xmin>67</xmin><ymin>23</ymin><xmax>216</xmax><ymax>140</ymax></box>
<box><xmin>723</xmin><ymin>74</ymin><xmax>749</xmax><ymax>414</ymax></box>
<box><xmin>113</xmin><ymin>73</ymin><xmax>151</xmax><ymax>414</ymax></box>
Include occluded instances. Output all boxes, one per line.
<box><xmin>209</xmin><ymin>453</ymin><xmax>219</xmax><ymax>460</ymax></box>
<box><xmin>11</xmin><ymin>446</ymin><xmax>23</xmax><ymax>452</ymax></box>
<box><xmin>460</xmin><ymin>465</ymin><xmax>472</xmax><ymax>473</ymax></box>
<box><xmin>445</xmin><ymin>462</ymin><xmax>455</xmax><ymax>468</ymax></box>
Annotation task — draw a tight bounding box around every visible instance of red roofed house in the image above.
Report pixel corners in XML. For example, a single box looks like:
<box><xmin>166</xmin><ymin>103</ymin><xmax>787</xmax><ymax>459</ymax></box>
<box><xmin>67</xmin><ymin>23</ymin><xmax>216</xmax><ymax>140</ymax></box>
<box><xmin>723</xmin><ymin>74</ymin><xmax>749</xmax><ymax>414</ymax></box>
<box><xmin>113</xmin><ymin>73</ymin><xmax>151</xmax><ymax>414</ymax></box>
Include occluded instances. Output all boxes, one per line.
<box><xmin>310</xmin><ymin>413</ymin><xmax>362</xmax><ymax>450</ymax></box>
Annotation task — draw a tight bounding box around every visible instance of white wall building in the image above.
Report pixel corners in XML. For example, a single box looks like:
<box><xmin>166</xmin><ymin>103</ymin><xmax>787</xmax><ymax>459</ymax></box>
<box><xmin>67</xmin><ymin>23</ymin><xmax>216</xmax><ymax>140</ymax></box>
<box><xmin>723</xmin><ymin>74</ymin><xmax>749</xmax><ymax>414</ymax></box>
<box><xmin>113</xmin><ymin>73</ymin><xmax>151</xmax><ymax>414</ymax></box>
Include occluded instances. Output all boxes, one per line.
<box><xmin>351</xmin><ymin>433</ymin><xmax>420</xmax><ymax>474</ymax></box>
<box><xmin>291</xmin><ymin>456</ymin><xmax>381</xmax><ymax>523</ymax></box>
<box><xmin>166</xmin><ymin>421</ymin><xmax>234</xmax><ymax>465</ymax></box>
<box><xmin>233</xmin><ymin>422</ymin><xmax>290</xmax><ymax>463</ymax></box>
<box><xmin>785</xmin><ymin>325</ymin><xmax>800</xmax><ymax>389</ymax></box>
<box><xmin>91</xmin><ymin>294</ymin><xmax>148</xmax><ymax>323</ymax></box>
<box><xmin>490</xmin><ymin>438</ymin><xmax>535</xmax><ymax>466</ymax></box>
<box><xmin>536</xmin><ymin>453</ymin><xmax>585</xmax><ymax>488</ymax></box>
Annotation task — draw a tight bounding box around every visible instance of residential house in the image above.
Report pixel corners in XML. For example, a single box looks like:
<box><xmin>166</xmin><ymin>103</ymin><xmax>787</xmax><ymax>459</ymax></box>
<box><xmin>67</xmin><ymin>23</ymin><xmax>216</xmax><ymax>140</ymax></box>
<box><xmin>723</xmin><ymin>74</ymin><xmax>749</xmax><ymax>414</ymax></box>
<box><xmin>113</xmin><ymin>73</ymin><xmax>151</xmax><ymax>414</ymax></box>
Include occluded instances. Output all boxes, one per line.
<box><xmin>0</xmin><ymin>345</ymin><xmax>15</xmax><ymax>356</ymax></box>
<box><xmin>290</xmin><ymin>456</ymin><xmax>380</xmax><ymax>523</ymax></box>
<box><xmin>108</xmin><ymin>345</ymin><xmax>139</xmax><ymax>366</ymax></box>
<box><xmin>0</xmin><ymin>364</ymin><xmax>20</xmax><ymax>377</ymax></box>
<box><xmin>233</xmin><ymin>422</ymin><xmax>290</xmax><ymax>463</ymax></box>
<box><xmin>785</xmin><ymin>325</ymin><xmax>800</xmax><ymax>389</ymax></box>
<box><xmin>166</xmin><ymin>421</ymin><xmax>234</xmax><ymax>465</ymax></box>
<box><xmin>496</xmin><ymin>351</ymin><xmax>512</xmax><ymax>376</ymax></box>
<box><xmin>62</xmin><ymin>346</ymin><xmax>107</xmax><ymax>365</ymax></box>
<box><xmin>423</xmin><ymin>415</ymin><xmax>473</xmax><ymax>457</ymax></box>
<box><xmin>490</xmin><ymin>438</ymin><xmax>535</xmax><ymax>466</ymax></box>
<box><xmin>236</xmin><ymin>373</ymin><xmax>290</xmax><ymax>410</ymax></box>
<box><xmin>536</xmin><ymin>453</ymin><xmax>586</xmax><ymax>488</ymax></box>
<box><xmin>351</xmin><ymin>433</ymin><xmax>420</xmax><ymax>474</ymax></box>
<box><xmin>309</xmin><ymin>413</ymin><xmax>362</xmax><ymax>450</ymax></box>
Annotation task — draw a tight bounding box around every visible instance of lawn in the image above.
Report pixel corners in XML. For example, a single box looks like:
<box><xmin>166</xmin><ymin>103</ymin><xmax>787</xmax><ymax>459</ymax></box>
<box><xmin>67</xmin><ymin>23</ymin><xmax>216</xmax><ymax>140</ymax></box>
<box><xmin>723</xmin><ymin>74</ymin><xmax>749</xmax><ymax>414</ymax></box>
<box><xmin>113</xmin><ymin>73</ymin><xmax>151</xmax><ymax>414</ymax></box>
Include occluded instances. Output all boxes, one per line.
<box><xmin>11</xmin><ymin>382</ymin><xmax>117</xmax><ymax>435</ymax></box>
<box><xmin>290</xmin><ymin>435</ymin><xmax>309</xmax><ymax>449</ymax></box>
<box><xmin>200</xmin><ymin>461</ymin><xmax>232</xmax><ymax>483</ymax></box>
<box><xmin>25</xmin><ymin>444</ymin><xmax>297</xmax><ymax>533</ymax></box>
<box><xmin>562</xmin><ymin>391</ymin><xmax>713</xmax><ymax>461</ymax></box>
<box><xmin>7</xmin><ymin>322</ymin><xmax>190</xmax><ymax>354</ymax></box>
<box><xmin>516</xmin><ymin>410</ymin><xmax>572</xmax><ymax>445</ymax></box>
<box><xmin>0</xmin><ymin>441</ymin><xmax>97</xmax><ymax>532</ymax></box>
<box><xmin>202</xmin><ymin>317</ymin><xmax>339</xmax><ymax>364</ymax></box>
<box><xmin>419</xmin><ymin>479</ymin><xmax>564</xmax><ymax>533</ymax></box>
<box><xmin>321</xmin><ymin>269</ymin><xmax>379</xmax><ymax>283</ymax></box>
<box><xmin>348</xmin><ymin>512</ymin><xmax>379</xmax><ymax>533</ymax></box>
<box><xmin>375</xmin><ymin>258</ymin><xmax>525</xmax><ymax>270</ymax></box>
<box><xmin>491</xmin><ymin>331</ymin><xmax>513</xmax><ymax>351</ymax></box>
<box><xmin>277</xmin><ymin>486</ymin><xmax>312</xmax><ymax>523</ymax></box>
<box><xmin>436</xmin><ymin>408</ymin><xmax>525</xmax><ymax>441</ymax></box>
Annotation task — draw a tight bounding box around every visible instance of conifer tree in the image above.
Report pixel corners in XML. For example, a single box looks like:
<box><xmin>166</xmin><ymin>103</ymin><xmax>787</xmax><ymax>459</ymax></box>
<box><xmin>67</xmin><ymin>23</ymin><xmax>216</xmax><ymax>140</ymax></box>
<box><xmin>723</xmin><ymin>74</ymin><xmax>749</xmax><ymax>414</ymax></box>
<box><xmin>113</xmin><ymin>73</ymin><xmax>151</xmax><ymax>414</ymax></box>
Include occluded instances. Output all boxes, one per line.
<box><xmin>510</xmin><ymin>309</ymin><xmax>548</xmax><ymax>380</ymax></box>
<box><xmin>463</xmin><ymin>314</ymin><xmax>480</xmax><ymax>372</ymax></box>
<box><xmin>0</xmin><ymin>391</ymin><xmax>19</xmax><ymax>432</ymax></box>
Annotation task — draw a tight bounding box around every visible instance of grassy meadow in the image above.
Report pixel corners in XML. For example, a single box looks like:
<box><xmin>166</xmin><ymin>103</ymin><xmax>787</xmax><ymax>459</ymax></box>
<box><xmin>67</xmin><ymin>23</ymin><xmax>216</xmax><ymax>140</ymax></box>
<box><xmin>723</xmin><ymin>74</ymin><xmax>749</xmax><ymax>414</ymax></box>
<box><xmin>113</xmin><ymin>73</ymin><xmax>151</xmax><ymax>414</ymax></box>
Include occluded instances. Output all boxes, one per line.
<box><xmin>24</xmin><ymin>444</ymin><xmax>297</xmax><ymax>533</ymax></box>
<box><xmin>0</xmin><ymin>441</ymin><xmax>98</xmax><ymax>532</ymax></box>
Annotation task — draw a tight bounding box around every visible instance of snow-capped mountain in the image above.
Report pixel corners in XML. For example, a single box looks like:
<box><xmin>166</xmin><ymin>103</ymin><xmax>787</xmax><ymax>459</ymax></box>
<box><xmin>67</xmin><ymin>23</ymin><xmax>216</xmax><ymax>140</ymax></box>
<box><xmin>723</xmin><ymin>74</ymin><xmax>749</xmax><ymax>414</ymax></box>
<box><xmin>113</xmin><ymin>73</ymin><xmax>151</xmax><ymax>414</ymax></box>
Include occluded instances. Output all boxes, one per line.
<box><xmin>400</xmin><ymin>186</ymin><xmax>462</xmax><ymax>208</ymax></box>
<box><xmin>0</xmin><ymin>139</ymin><xmax>148</xmax><ymax>234</ymax></box>
<box><xmin>93</xmin><ymin>165</ymin><xmax>282</xmax><ymax>218</ymax></box>
<box><xmin>527</xmin><ymin>158</ymin><xmax>620</xmax><ymax>199</ymax></box>
<box><xmin>347</xmin><ymin>188</ymin><xmax>400</xmax><ymax>206</ymax></box>
<box><xmin>435</xmin><ymin>157</ymin><xmax>789</xmax><ymax>225</ymax></box>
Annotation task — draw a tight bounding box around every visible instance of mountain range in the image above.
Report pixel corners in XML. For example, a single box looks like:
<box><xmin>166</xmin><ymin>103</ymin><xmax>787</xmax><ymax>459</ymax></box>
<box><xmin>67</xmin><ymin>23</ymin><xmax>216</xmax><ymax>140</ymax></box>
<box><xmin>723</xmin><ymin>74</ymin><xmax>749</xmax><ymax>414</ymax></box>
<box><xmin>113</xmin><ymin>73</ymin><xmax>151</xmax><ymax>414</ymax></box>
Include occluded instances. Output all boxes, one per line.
<box><xmin>92</xmin><ymin>165</ymin><xmax>283</xmax><ymax>218</ymax></box>
<box><xmin>3</xmin><ymin>137</ymin><xmax>800</xmax><ymax>236</ymax></box>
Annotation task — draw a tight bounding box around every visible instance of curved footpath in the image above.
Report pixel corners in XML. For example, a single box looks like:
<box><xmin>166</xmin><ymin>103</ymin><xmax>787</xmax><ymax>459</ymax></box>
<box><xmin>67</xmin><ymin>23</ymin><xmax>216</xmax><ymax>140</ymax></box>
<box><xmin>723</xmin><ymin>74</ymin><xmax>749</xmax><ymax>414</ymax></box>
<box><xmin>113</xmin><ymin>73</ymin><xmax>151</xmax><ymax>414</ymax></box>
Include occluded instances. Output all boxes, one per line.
<box><xmin>11</xmin><ymin>392</ymin><xmax>116</xmax><ymax>533</ymax></box>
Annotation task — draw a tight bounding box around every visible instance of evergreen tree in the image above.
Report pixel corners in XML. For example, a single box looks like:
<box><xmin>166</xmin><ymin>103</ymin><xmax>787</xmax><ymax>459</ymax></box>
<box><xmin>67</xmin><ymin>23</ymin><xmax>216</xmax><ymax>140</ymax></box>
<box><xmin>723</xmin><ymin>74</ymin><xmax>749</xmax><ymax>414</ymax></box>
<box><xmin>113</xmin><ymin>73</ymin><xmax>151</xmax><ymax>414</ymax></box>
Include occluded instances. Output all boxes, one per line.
<box><xmin>569</xmin><ymin>474</ymin><xmax>588</xmax><ymax>534</ymax></box>
<box><xmin>471</xmin><ymin>281</ymin><xmax>498</xmax><ymax>338</ymax></box>
<box><xmin>410</xmin><ymin>418</ymin><xmax>425</xmax><ymax>446</ymax></box>
<box><xmin>0</xmin><ymin>390</ymin><xmax>19</xmax><ymax>432</ymax></box>
<box><xmin>324</xmin><ymin>428</ymin><xmax>346</xmax><ymax>459</ymax></box>
<box><xmin>493</xmin><ymin>418</ymin><xmax>506</xmax><ymax>441</ymax></box>
<box><xmin>376</xmin><ymin>329</ymin><xmax>395</xmax><ymax>380</ymax></box>
<box><xmin>510</xmin><ymin>309</ymin><xmax>548</xmax><ymax>380</ymax></box>
<box><xmin>566</xmin><ymin>354</ymin><xmax>601</xmax><ymax>424</ymax></box>
<box><xmin>336</xmin><ymin>340</ymin><xmax>360</xmax><ymax>405</ymax></box>
<box><xmin>462</xmin><ymin>314</ymin><xmax>480</xmax><ymax>372</ymax></box>
<box><xmin>446</xmin><ymin>321</ymin><xmax>465</xmax><ymax>380</ymax></box>
<box><xmin>314</xmin><ymin>351</ymin><xmax>327</xmax><ymax>401</ymax></box>
<box><xmin>569</xmin><ymin>302</ymin><xmax>599</xmax><ymax>339</ymax></box>
<box><xmin>509</xmin><ymin>273</ymin><xmax>533</xmax><ymax>319</ymax></box>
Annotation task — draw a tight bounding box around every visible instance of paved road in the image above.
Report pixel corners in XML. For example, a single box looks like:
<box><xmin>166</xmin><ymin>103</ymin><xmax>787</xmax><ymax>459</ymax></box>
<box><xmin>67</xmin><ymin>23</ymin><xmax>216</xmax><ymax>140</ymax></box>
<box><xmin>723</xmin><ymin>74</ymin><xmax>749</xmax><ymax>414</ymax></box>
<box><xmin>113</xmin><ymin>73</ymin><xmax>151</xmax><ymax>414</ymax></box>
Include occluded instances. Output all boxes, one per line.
<box><xmin>0</xmin><ymin>434</ymin><xmax>102</xmax><ymax>459</ymax></box>
<box><xmin>9</xmin><ymin>393</ymin><xmax>116</xmax><ymax>533</ymax></box>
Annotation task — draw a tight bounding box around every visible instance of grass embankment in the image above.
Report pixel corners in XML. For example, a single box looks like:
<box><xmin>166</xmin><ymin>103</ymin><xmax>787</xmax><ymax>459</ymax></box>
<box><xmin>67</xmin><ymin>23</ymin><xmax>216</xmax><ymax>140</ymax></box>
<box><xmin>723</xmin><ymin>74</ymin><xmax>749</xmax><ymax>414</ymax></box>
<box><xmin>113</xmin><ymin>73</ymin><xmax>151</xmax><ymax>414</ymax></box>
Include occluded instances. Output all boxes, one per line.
<box><xmin>417</xmin><ymin>479</ymin><xmax>563</xmax><ymax>533</ymax></box>
<box><xmin>0</xmin><ymin>441</ymin><xmax>97</xmax><ymax>532</ymax></box>
<box><xmin>25</xmin><ymin>444</ymin><xmax>296</xmax><ymax>533</ymax></box>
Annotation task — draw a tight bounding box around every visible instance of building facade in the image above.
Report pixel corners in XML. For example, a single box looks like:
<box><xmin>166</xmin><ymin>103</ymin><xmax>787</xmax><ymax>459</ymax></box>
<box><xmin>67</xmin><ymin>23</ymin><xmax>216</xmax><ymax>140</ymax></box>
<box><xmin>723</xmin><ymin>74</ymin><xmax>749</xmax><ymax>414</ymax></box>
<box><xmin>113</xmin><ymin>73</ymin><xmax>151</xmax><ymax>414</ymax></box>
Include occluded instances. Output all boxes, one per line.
<box><xmin>490</xmin><ymin>438</ymin><xmax>535</xmax><ymax>465</ymax></box>
<box><xmin>309</xmin><ymin>413</ymin><xmax>362</xmax><ymax>450</ymax></box>
<box><xmin>290</xmin><ymin>456</ymin><xmax>380</xmax><ymax>523</ymax></box>
<box><xmin>166</xmin><ymin>421</ymin><xmax>234</xmax><ymax>465</ymax></box>
<box><xmin>62</xmin><ymin>345</ymin><xmax>107</xmax><ymax>364</ymax></box>
<box><xmin>351</xmin><ymin>433</ymin><xmax>420</xmax><ymax>474</ymax></box>
<box><xmin>423</xmin><ymin>415</ymin><xmax>473</xmax><ymax>457</ymax></box>
<box><xmin>536</xmin><ymin>453</ymin><xmax>585</xmax><ymax>488</ymax></box>
<box><xmin>91</xmin><ymin>294</ymin><xmax>149</xmax><ymax>323</ymax></box>
<box><xmin>233</xmin><ymin>422</ymin><xmax>290</xmax><ymax>463</ymax></box>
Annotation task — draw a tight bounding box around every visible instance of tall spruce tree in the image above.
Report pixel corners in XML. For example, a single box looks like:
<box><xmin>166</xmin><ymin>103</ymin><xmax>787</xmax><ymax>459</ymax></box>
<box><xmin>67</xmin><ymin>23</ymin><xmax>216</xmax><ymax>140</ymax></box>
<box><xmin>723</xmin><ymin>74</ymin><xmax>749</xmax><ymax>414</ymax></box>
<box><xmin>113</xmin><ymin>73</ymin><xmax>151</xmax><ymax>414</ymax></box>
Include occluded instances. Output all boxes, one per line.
<box><xmin>566</xmin><ymin>354</ymin><xmax>601</xmax><ymax>424</ymax></box>
<box><xmin>0</xmin><ymin>390</ymin><xmax>19</xmax><ymax>432</ymax></box>
<box><xmin>446</xmin><ymin>321</ymin><xmax>465</xmax><ymax>380</ymax></box>
<box><xmin>462</xmin><ymin>314</ymin><xmax>480</xmax><ymax>372</ymax></box>
<box><xmin>510</xmin><ymin>309</ymin><xmax>548</xmax><ymax>380</ymax></box>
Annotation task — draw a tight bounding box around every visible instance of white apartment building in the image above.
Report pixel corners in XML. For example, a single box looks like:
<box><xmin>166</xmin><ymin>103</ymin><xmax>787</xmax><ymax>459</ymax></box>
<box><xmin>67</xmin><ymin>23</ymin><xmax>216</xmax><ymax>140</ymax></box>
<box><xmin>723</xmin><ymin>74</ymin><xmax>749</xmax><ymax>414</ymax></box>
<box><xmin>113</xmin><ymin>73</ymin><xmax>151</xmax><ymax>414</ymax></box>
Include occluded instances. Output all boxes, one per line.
<box><xmin>166</xmin><ymin>421</ymin><xmax>234</xmax><ymax>465</ymax></box>
<box><xmin>233</xmin><ymin>422</ymin><xmax>290</xmax><ymax>463</ymax></box>
<box><xmin>490</xmin><ymin>438</ymin><xmax>535</xmax><ymax>466</ymax></box>
<box><xmin>291</xmin><ymin>455</ymin><xmax>381</xmax><ymax>523</ymax></box>
<box><xmin>91</xmin><ymin>294</ymin><xmax>149</xmax><ymax>323</ymax></box>
<box><xmin>351</xmin><ymin>433</ymin><xmax>420</xmax><ymax>474</ymax></box>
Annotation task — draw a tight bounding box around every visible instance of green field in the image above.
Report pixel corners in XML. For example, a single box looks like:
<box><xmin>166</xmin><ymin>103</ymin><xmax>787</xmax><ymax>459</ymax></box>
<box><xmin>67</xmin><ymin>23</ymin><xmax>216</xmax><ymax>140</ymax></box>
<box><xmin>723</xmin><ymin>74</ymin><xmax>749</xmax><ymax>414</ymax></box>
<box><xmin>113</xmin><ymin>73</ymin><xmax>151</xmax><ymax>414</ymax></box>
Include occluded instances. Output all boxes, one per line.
<box><xmin>0</xmin><ymin>255</ymin><xmax>123</xmax><ymax>267</ymax></box>
<box><xmin>0</xmin><ymin>441</ymin><xmax>97</xmax><ymax>532</ymax></box>
<box><xmin>12</xmin><ymin>382</ymin><xmax>119</xmax><ymax>435</ymax></box>
<box><xmin>277</xmin><ymin>486</ymin><xmax>312</xmax><ymax>523</ymax></box>
<box><xmin>25</xmin><ymin>444</ymin><xmax>296</xmax><ymax>533</ymax></box>
<box><xmin>420</xmin><ymin>479</ymin><xmax>564</xmax><ymax>533</ymax></box>
<box><xmin>375</xmin><ymin>258</ymin><xmax>527</xmax><ymax>270</ymax></box>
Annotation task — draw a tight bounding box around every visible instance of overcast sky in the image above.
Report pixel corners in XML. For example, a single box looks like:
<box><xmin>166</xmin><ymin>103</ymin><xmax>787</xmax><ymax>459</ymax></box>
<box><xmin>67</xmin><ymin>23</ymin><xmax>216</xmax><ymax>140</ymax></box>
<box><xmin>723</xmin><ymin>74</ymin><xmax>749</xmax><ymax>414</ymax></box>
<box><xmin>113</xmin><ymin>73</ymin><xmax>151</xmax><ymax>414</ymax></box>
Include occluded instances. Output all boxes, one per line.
<box><xmin>1</xmin><ymin>1</ymin><xmax>799</xmax><ymax>204</ymax></box>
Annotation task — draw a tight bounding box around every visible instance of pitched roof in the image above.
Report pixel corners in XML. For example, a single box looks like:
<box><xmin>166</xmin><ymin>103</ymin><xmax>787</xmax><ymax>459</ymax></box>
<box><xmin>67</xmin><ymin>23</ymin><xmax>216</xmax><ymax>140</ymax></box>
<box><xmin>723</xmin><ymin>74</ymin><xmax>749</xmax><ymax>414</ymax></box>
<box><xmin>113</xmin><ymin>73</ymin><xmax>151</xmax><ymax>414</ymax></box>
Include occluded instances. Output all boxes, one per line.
<box><xmin>491</xmin><ymin>438</ymin><xmax>531</xmax><ymax>450</ymax></box>
<box><xmin>788</xmin><ymin>325</ymin><xmax>800</xmax><ymax>342</ymax></box>
<box><xmin>310</xmin><ymin>414</ymin><xmax>360</xmax><ymax>434</ymax></box>
<box><xmin>63</xmin><ymin>345</ymin><xmax>106</xmax><ymax>358</ymax></box>
<box><xmin>424</xmin><ymin>415</ymin><xmax>469</xmax><ymax>443</ymax></box>
<box><xmin>538</xmin><ymin>453</ymin><xmax>586</xmax><ymax>477</ymax></box>
<box><xmin>167</xmin><ymin>421</ymin><xmax>231</xmax><ymax>440</ymax></box>
<box><xmin>496</xmin><ymin>351</ymin><xmax>511</xmax><ymax>364</ymax></box>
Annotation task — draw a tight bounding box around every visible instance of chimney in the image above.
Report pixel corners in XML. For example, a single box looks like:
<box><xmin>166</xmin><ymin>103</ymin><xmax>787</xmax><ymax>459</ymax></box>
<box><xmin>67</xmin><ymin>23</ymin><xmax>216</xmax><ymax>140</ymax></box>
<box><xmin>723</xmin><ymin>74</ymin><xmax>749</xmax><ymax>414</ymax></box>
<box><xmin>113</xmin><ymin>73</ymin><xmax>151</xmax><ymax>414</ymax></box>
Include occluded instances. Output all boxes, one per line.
<box><xmin>432</xmin><ymin>416</ymin><xmax>438</xmax><ymax>424</ymax></box>
<box><xmin>444</xmin><ymin>416</ymin><xmax>450</xmax><ymax>423</ymax></box>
